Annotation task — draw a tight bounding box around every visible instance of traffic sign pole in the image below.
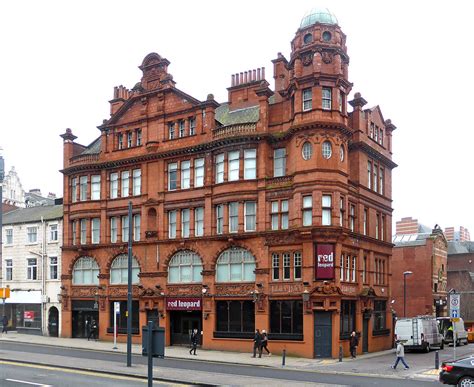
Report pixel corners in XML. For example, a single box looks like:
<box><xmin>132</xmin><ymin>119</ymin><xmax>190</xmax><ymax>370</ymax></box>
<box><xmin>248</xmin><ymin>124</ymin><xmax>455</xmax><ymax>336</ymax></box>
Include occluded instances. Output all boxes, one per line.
<box><xmin>449</xmin><ymin>293</ymin><xmax>460</xmax><ymax>361</ymax></box>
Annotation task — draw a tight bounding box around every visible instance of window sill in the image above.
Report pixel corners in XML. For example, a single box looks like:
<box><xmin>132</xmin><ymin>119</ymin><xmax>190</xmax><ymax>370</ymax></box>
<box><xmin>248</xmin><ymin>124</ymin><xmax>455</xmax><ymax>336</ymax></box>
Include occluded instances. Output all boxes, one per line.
<box><xmin>213</xmin><ymin>331</ymin><xmax>254</xmax><ymax>339</ymax></box>
<box><xmin>372</xmin><ymin>328</ymin><xmax>390</xmax><ymax>337</ymax></box>
<box><xmin>267</xmin><ymin>333</ymin><xmax>303</xmax><ymax>341</ymax></box>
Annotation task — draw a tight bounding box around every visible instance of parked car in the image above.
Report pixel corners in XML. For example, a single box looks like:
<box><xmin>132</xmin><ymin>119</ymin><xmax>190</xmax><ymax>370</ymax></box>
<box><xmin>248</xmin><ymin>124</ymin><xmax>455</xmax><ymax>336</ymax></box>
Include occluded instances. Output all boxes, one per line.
<box><xmin>439</xmin><ymin>356</ymin><xmax>474</xmax><ymax>386</ymax></box>
<box><xmin>437</xmin><ymin>317</ymin><xmax>469</xmax><ymax>346</ymax></box>
<box><xmin>395</xmin><ymin>316</ymin><xmax>444</xmax><ymax>352</ymax></box>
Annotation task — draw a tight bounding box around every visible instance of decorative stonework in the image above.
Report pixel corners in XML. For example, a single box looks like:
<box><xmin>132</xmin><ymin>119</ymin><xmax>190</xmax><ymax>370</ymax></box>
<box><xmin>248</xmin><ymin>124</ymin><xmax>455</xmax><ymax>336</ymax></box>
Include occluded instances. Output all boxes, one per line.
<box><xmin>108</xmin><ymin>286</ymin><xmax>140</xmax><ymax>298</ymax></box>
<box><xmin>166</xmin><ymin>284</ymin><xmax>202</xmax><ymax>296</ymax></box>
<box><xmin>302</xmin><ymin>52</ymin><xmax>313</xmax><ymax>66</ymax></box>
<box><xmin>145</xmin><ymin>231</ymin><xmax>158</xmax><ymax>239</ymax></box>
<box><xmin>71</xmin><ymin>287</ymin><xmax>97</xmax><ymax>298</ymax></box>
<box><xmin>139</xmin><ymin>272</ymin><xmax>161</xmax><ymax>278</ymax></box>
<box><xmin>201</xmin><ymin>270</ymin><xmax>216</xmax><ymax>277</ymax></box>
<box><xmin>215</xmin><ymin>283</ymin><xmax>255</xmax><ymax>296</ymax></box>
<box><xmin>270</xmin><ymin>282</ymin><xmax>304</xmax><ymax>294</ymax></box>
<box><xmin>311</xmin><ymin>282</ymin><xmax>342</xmax><ymax>296</ymax></box>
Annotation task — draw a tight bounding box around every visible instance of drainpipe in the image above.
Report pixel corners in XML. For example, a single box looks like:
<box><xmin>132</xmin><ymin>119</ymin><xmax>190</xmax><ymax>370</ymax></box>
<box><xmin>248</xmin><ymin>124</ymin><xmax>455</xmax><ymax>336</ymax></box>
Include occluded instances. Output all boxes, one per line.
<box><xmin>41</xmin><ymin>216</ymin><xmax>46</xmax><ymax>335</ymax></box>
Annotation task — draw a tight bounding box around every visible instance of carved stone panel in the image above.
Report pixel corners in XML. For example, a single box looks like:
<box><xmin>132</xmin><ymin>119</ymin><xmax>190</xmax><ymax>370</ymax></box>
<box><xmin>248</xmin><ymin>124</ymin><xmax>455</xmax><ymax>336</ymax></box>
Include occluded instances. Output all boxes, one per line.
<box><xmin>166</xmin><ymin>284</ymin><xmax>202</xmax><ymax>297</ymax></box>
<box><xmin>270</xmin><ymin>282</ymin><xmax>304</xmax><ymax>294</ymax></box>
<box><xmin>215</xmin><ymin>283</ymin><xmax>255</xmax><ymax>296</ymax></box>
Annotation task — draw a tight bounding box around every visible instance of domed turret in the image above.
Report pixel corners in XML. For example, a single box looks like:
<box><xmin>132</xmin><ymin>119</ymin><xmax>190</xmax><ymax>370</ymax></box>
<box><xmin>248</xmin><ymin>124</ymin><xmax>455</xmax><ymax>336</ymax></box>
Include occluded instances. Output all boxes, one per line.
<box><xmin>299</xmin><ymin>7</ymin><xmax>338</xmax><ymax>29</ymax></box>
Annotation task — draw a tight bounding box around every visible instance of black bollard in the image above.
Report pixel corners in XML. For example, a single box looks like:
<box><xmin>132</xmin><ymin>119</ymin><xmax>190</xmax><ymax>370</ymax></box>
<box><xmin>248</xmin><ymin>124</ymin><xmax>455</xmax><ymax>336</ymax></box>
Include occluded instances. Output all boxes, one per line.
<box><xmin>282</xmin><ymin>349</ymin><xmax>286</xmax><ymax>366</ymax></box>
<box><xmin>339</xmin><ymin>344</ymin><xmax>343</xmax><ymax>362</ymax></box>
<box><xmin>435</xmin><ymin>350</ymin><xmax>439</xmax><ymax>369</ymax></box>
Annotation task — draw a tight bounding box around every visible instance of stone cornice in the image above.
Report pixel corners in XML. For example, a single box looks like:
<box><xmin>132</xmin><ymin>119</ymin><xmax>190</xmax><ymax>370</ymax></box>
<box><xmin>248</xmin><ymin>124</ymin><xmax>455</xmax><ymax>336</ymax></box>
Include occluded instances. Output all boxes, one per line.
<box><xmin>348</xmin><ymin>141</ymin><xmax>397</xmax><ymax>169</ymax></box>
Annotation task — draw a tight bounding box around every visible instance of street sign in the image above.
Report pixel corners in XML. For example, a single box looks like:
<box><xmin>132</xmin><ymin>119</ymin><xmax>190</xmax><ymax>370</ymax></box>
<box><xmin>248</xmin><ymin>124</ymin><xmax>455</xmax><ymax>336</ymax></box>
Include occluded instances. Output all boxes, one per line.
<box><xmin>114</xmin><ymin>301</ymin><xmax>120</xmax><ymax>314</ymax></box>
<box><xmin>450</xmin><ymin>293</ymin><xmax>460</xmax><ymax>318</ymax></box>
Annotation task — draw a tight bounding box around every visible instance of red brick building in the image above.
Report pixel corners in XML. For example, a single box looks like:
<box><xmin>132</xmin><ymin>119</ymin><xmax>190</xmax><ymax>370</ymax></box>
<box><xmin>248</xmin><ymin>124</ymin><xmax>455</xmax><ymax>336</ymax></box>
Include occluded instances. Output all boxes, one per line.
<box><xmin>447</xmin><ymin>242</ymin><xmax>474</xmax><ymax>330</ymax></box>
<box><xmin>59</xmin><ymin>8</ymin><xmax>396</xmax><ymax>358</ymax></box>
<box><xmin>445</xmin><ymin>226</ymin><xmax>471</xmax><ymax>242</ymax></box>
<box><xmin>392</xmin><ymin>220</ymin><xmax>448</xmax><ymax>318</ymax></box>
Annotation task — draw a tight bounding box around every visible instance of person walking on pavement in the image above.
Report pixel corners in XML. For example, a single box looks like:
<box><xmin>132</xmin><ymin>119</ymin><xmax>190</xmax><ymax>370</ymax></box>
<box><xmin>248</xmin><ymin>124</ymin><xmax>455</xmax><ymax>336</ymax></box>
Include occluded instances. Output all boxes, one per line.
<box><xmin>261</xmin><ymin>330</ymin><xmax>271</xmax><ymax>356</ymax></box>
<box><xmin>189</xmin><ymin>328</ymin><xmax>199</xmax><ymax>355</ymax></box>
<box><xmin>391</xmin><ymin>340</ymin><xmax>409</xmax><ymax>370</ymax></box>
<box><xmin>2</xmin><ymin>315</ymin><xmax>8</xmax><ymax>334</ymax></box>
<box><xmin>88</xmin><ymin>319</ymin><xmax>98</xmax><ymax>341</ymax></box>
<box><xmin>252</xmin><ymin>329</ymin><xmax>262</xmax><ymax>358</ymax></box>
<box><xmin>350</xmin><ymin>331</ymin><xmax>359</xmax><ymax>359</ymax></box>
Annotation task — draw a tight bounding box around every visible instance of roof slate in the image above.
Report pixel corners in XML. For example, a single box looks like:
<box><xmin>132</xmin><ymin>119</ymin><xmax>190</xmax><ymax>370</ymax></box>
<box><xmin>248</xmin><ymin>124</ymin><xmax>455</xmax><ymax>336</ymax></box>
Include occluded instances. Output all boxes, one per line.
<box><xmin>448</xmin><ymin>241</ymin><xmax>474</xmax><ymax>255</ymax></box>
<box><xmin>215</xmin><ymin>103</ymin><xmax>260</xmax><ymax>126</ymax></box>
<box><xmin>81</xmin><ymin>137</ymin><xmax>101</xmax><ymax>155</ymax></box>
<box><xmin>2</xmin><ymin>205</ymin><xmax>63</xmax><ymax>225</ymax></box>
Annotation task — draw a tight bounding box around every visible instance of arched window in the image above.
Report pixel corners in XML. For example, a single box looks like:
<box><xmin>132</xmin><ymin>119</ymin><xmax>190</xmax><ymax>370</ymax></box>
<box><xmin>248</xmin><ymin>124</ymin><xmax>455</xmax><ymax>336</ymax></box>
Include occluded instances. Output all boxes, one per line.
<box><xmin>216</xmin><ymin>247</ymin><xmax>256</xmax><ymax>282</ymax></box>
<box><xmin>110</xmin><ymin>254</ymin><xmax>140</xmax><ymax>284</ymax></box>
<box><xmin>73</xmin><ymin>256</ymin><xmax>99</xmax><ymax>285</ymax></box>
<box><xmin>322</xmin><ymin>141</ymin><xmax>332</xmax><ymax>159</ymax></box>
<box><xmin>168</xmin><ymin>250</ymin><xmax>203</xmax><ymax>283</ymax></box>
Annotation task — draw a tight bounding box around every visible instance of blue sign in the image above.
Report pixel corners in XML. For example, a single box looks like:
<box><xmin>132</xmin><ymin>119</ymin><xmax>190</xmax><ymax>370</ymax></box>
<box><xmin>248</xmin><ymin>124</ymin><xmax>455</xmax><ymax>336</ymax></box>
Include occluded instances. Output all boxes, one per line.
<box><xmin>451</xmin><ymin>310</ymin><xmax>458</xmax><ymax>318</ymax></box>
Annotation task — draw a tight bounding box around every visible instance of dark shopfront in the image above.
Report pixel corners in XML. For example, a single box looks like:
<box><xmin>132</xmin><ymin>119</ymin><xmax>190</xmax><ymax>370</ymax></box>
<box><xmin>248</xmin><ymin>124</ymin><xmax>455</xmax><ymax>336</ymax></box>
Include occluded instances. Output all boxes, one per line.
<box><xmin>167</xmin><ymin>297</ymin><xmax>202</xmax><ymax>345</ymax></box>
<box><xmin>71</xmin><ymin>300</ymin><xmax>99</xmax><ymax>338</ymax></box>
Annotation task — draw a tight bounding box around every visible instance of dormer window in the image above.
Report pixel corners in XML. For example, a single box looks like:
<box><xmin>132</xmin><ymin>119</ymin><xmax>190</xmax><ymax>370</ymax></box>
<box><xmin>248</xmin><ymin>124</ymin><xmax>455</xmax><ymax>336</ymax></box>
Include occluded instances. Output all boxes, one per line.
<box><xmin>303</xmin><ymin>33</ymin><xmax>313</xmax><ymax>44</ymax></box>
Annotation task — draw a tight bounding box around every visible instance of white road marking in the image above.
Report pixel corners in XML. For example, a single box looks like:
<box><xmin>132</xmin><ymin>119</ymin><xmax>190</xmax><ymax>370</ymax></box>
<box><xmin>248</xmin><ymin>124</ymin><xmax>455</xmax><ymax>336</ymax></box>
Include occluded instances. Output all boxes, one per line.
<box><xmin>5</xmin><ymin>379</ymin><xmax>52</xmax><ymax>387</ymax></box>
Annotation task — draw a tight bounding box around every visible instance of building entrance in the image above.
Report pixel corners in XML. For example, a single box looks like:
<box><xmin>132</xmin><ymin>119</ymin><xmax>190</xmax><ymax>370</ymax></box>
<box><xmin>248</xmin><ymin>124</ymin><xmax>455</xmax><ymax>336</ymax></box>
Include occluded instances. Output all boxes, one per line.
<box><xmin>71</xmin><ymin>301</ymin><xmax>99</xmax><ymax>339</ymax></box>
<box><xmin>170</xmin><ymin>311</ymin><xmax>202</xmax><ymax>346</ymax></box>
<box><xmin>314</xmin><ymin>311</ymin><xmax>332</xmax><ymax>358</ymax></box>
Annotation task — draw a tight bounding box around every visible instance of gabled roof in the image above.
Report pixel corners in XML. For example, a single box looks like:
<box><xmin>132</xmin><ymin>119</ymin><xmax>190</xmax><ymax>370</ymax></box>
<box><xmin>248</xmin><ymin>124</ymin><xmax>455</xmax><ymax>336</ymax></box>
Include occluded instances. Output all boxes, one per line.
<box><xmin>215</xmin><ymin>103</ymin><xmax>260</xmax><ymax>126</ymax></box>
<box><xmin>367</xmin><ymin>105</ymin><xmax>385</xmax><ymax>124</ymax></box>
<box><xmin>3</xmin><ymin>205</ymin><xmax>63</xmax><ymax>225</ymax></box>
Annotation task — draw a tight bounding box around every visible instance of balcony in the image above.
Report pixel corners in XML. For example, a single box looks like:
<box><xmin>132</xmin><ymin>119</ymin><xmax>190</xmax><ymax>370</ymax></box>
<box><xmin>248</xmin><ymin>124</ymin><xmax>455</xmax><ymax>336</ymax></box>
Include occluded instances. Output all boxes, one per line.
<box><xmin>69</xmin><ymin>153</ymin><xmax>99</xmax><ymax>166</ymax></box>
<box><xmin>213</xmin><ymin>123</ymin><xmax>256</xmax><ymax>139</ymax></box>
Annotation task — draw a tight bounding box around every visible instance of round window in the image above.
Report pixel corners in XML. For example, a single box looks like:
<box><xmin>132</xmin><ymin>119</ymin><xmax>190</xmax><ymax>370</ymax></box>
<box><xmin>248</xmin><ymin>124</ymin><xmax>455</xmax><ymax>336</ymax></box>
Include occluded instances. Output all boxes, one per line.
<box><xmin>303</xmin><ymin>33</ymin><xmax>313</xmax><ymax>44</ymax></box>
<box><xmin>322</xmin><ymin>141</ymin><xmax>332</xmax><ymax>159</ymax></box>
<box><xmin>302</xmin><ymin>141</ymin><xmax>313</xmax><ymax>160</ymax></box>
<box><xmin>322</xmin><ymin>31</ymin><xmax>332</xmax><ymax>42</ymax></box>
<box><xmin>340</xmin><ymin>145</ymin><xmax>345</xmax><ymax>162</ymax></box>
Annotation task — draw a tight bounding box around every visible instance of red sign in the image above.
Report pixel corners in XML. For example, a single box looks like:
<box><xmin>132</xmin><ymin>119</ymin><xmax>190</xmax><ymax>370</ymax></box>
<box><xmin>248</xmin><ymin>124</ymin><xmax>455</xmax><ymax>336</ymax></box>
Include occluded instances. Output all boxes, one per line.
<box><xmin>166</xmin><ymin>297</ymin><xmax>202</xmax><ymax>311</ymax></box>
<box><xmin>24</xmin><ymin>311</ymin><xmax>35</xmax><ymax>321</ymax></box>
<box><xmin>315</xmin><ymin>244</ymin><xmax>335</xmax><ymax>279</ymax></box>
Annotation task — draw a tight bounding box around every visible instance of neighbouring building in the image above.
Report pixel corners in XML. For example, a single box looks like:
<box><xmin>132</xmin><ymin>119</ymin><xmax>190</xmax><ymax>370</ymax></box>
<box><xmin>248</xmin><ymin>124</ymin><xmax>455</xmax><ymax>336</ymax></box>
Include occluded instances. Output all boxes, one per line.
<box><xmin>59</xmin><ymin>7</ymin><xmax>397</xmax><ymax>358</ymax></box>
<box><xmin>1</xmin><ymin>205</ymin><xmax>63</xmax><ymax>336</ymax></box>
<box><xmin>25</xmin><ymin>189</ymin><xmax>57</xmax><ymax>208</ymax></box>
<box><xmin>445</xmin><ymin>226</ymin><xmax>471</xmax><ymax>242</ymax></box>
<box><xmin>392</xmin><ymin>220</ymin><xmax>448</xmax><ymax>318</ymax></box>
<box><xmin>2</xmin><ymin>166</ymin><xmax>25</xmax><ymax>207</ymax></box>
<box><xmin>447</xmin><ymin>241</ymin><xmax>474</xmax><ymax>331</ymax></box>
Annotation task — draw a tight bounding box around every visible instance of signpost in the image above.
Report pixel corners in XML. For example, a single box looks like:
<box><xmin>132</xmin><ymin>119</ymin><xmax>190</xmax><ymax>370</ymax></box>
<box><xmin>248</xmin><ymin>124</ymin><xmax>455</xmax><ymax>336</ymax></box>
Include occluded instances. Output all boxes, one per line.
<box><xmin>113</xmin><ymin>301</ymin><xmax>120</xmax><ymax>350</ymax></box>
<box><xmin>449</xmin><ymin>293</ymin><xmax>460</xmax><ymax>361</ymax></box>
<box><xmin>1</xmin><ymin>287</ymin><xmax>10</xmax><ymax>319</ymax></box>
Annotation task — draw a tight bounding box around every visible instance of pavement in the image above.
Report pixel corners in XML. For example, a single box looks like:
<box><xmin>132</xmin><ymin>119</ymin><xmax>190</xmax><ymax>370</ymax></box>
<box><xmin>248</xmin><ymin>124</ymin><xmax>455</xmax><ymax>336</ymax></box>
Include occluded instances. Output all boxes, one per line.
<box><xmin>1</xmin><ymin>331</ymin><xmax>469</xmax><ymax>384</ymax></box>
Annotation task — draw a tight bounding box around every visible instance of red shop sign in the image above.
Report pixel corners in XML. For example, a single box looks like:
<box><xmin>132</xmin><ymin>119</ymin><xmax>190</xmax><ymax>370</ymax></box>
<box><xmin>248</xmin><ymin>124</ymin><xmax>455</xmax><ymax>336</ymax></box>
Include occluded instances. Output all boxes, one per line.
<box><xmin>24</xmin><ymin>311</ymin><xmax>35</xmax><ymax>321</ymax></box>
<box><xmin>166</xmin><ymin>297</ymin><xmax>202</xmax><ymax>311</ymax></box>
<box><xmin>315</xmin><ymin>244</ymin><xmax>335</xmax><ymax>280</ymax></box>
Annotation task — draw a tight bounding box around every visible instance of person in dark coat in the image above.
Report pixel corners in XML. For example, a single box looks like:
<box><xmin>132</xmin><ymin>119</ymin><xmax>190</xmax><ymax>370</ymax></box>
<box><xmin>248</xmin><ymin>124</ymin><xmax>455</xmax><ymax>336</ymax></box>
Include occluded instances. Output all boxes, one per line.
<box><xmin>252</xmin><ymin>329</ymin><xmax>262</xmax><ymax>358</ymax></box>
<box><xmin>261</xmin><ymin>330</ymin><xmax>271</xmax><ymax>356</ymax></box>
<box><xmin>350</xmin><ymin>331</ymin><xmax>359</xmax><ymax>359</ymax></box>
<box><xmin>88</xmin><ymin>319</ymin><xmax>98</xmax><ymax>341</ymax></box>
<box><xmin>189</xmin><ymin>328</ymin><xmax>199</xmax><ymax>355</ymax></box>
<box><xmin>2</xmin><ymin>315</ymin><xmax>8</xmax><ymax>334</ymax></box>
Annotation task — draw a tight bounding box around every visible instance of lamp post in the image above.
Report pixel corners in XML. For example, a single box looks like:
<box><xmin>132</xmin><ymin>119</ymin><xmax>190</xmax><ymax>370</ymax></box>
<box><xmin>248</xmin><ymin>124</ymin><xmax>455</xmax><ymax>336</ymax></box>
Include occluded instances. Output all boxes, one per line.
<box><xmin>403</xmin><ymin>271</ymin><xmax>413</xmax><ymax>317</ymax></box>
<box><xmin>0</xmin><ymin>149</ymin><xmax>5</xmax><ymax>295</ymax></box>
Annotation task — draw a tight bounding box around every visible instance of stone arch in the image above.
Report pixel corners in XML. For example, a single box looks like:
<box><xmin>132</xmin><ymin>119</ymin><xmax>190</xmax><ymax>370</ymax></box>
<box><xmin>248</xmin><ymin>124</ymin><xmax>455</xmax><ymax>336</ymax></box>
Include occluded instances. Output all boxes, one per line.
<box><xmin>214</xmin><ymin>246</ymin><xmax>257</xmax><ymax>283</ymax></box>
<box><xmin>211</xmin><ymin>243</ymin><xmax>259</xmax><ymax>270</ymax></box>
<box><xmin>109</xmin><ymin>253</ymin><xmax>141</xmax><ymax>285</ymax></box>
<box><xmin>162</xmin><ymin>245</ymin><xmax>207</xmax><ymax>271</ymax></box>
<box><xmin>167</xmin><ymin>250</ymin><xmax>204</xmax><ymax>284</ymax></box>
<box><xmin>71</xmin><ymin>256</ymin><xmax>100</xmax><ymax>285</ymax></box>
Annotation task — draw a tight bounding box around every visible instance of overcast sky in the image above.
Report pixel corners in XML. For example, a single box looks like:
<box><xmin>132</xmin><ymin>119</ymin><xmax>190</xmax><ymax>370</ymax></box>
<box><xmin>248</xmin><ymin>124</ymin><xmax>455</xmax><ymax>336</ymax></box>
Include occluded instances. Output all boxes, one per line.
<box><xmin>1</xmin><ymin>0</ymin><xmax>473</xmax><ymax>235</ymax></box>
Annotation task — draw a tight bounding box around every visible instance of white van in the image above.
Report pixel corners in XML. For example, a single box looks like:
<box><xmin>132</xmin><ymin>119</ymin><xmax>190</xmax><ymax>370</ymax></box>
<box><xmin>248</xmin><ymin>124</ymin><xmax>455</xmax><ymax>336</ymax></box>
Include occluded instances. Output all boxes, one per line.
<box><xmin>437</xmin><ymin>317</ymin><xmax>469</xmax><ymax>346</ymax></box>
<box><xmin>395</xmin><ymin>316</ymin><xmax>444</xmax><ymax>352</ymax></box>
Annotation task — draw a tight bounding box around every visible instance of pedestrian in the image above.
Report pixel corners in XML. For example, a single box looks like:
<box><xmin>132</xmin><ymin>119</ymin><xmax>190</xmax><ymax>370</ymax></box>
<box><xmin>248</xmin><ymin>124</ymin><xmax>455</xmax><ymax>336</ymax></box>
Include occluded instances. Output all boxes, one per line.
<box><xmin>261</xmin><ymin>330</ymin><xmax>271</xmax><ymax>356</ymax></box>
<box><xmin>391</xmin><ymin>340</ymin><xmax>409</xmax><ymax>370</ymax></box>
<box><xmin>2</xmin><ymin>315</ymin><xmax>8</xmax><ymax>334</ymax></box>
<box><xmin>189</xmin><ymin>328</ymin><xmax>199</xmax><ymax>355</ymax></box>
<box><xmin>350</xmin><ymin>331</ymin><xmax>359</xmax><ymax>359</ymax></box>
<box><xmin>88</xmin><ymin>319</ymin><xmax>98</xmax><ymax>341</ymax></box>
<box><xmin>252</xmin><ymin>329</ymin><xmax>262</xmax><ymax>358</ymax></box>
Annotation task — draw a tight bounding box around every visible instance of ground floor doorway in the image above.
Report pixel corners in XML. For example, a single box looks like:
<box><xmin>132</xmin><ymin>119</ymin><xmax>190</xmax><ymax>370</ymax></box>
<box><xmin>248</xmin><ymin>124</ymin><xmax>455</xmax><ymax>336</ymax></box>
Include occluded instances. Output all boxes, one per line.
<box><xmin>71</xmin><ymin>301</ymin><xmax>99</xmax><ymax>339</ymax></box>
<box><xmin>362</xmin><ymin>316</ymin><xmax>369</xmax><ymax>353</ymax></box>
<box><xmin>170</xmin><ymin>310</ymin><xmax>202</xmax><ymax>346</ymax></box>
<box><xmin>314</xmin><ymin>311</ymin><xmax>332</xmax><ymax>358</ymax></box>
<box><xmin>48</xmin><ymin>306</ymin><xmax>59</xmax><ymax>337</ymax></box>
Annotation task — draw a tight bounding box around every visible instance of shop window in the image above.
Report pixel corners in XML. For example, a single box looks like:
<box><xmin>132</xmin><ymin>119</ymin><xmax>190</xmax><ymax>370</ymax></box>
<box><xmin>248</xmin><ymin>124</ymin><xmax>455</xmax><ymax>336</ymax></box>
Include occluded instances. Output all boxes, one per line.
<box><xmin>373</xmin><ymin>300</ymin><xmax>387</xmax><ymax>332</ymax></box>
<box><xmin>73</xmin><ymin>256</ymin><xmax>99</xmax><ymax>285</ymax></box>
<box><xmin>269</xmin><ymin>300</ymin><xmax>303</xmax><ymax>340</ymax></box>
<box><xmin>108</xmin><ymin>301</ymin><xmax>139</xmax><ymax>334</ymax></box>
<box><xmin>216</xmin><ymin>247</ymin><xmax>256</xmax><ymax>282</ymax></box>
<box><xmin>110</xmin><ymin>254</ymin><xmax>140</xmax><ymax>284</ymax></box>
<box><xmin>168</xmin><ymin>250</ymin><xmax>203</xmax><ymax>283</ymax></box>
<box><xmin>340</xmin><ymin>300</ymin><xmax>356</xmax><ymax>338</ymax></box>
<box><xmin>215</xmin><ymin>300</ymin><xmax>255</xmax><ymax>336</ymax></box>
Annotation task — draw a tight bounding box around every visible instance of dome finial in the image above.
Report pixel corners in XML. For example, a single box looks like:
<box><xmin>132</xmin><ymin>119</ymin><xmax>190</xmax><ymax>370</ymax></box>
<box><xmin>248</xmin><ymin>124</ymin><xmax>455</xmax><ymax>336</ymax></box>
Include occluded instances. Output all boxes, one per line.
<box><xmin>300</xmin><ymin>7</ymin><xmax>338</xmax><ymax>29</ymax></box>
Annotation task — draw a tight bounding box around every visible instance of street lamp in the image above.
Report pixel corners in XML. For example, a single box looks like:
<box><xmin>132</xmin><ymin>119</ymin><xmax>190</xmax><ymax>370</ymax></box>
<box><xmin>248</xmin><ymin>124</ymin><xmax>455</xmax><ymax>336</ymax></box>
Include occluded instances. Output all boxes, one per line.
<box><xmin>403</xmin><ymin>271</ymin><xmax>413</xmax><ymax>317</ymax></box>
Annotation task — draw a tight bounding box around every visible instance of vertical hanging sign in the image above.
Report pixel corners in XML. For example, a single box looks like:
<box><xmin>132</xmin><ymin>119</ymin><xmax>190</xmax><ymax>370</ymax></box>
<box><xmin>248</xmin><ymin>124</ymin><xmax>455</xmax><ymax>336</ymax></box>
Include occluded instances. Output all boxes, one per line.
<box><xmin>315</xmin><ymin>244</ymin><xmax>335</xmax><ymax>279</ymax></box>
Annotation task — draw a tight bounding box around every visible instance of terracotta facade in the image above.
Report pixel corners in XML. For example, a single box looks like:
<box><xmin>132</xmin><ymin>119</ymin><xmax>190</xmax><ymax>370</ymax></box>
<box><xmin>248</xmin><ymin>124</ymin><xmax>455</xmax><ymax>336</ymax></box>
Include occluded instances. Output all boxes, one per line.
<box><xmin>60</xmin><ymin>11</ymin><xmax>396</xmax><ymax>358</ymax></box>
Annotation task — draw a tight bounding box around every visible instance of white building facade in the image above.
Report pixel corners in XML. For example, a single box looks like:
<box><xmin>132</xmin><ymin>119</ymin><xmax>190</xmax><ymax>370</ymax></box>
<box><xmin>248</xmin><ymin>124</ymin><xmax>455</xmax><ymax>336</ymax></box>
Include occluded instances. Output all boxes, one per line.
<box><xmin>1</xmin><ymin>205</ymin><xmax>63</xmax><ymax>336</ymax></box>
